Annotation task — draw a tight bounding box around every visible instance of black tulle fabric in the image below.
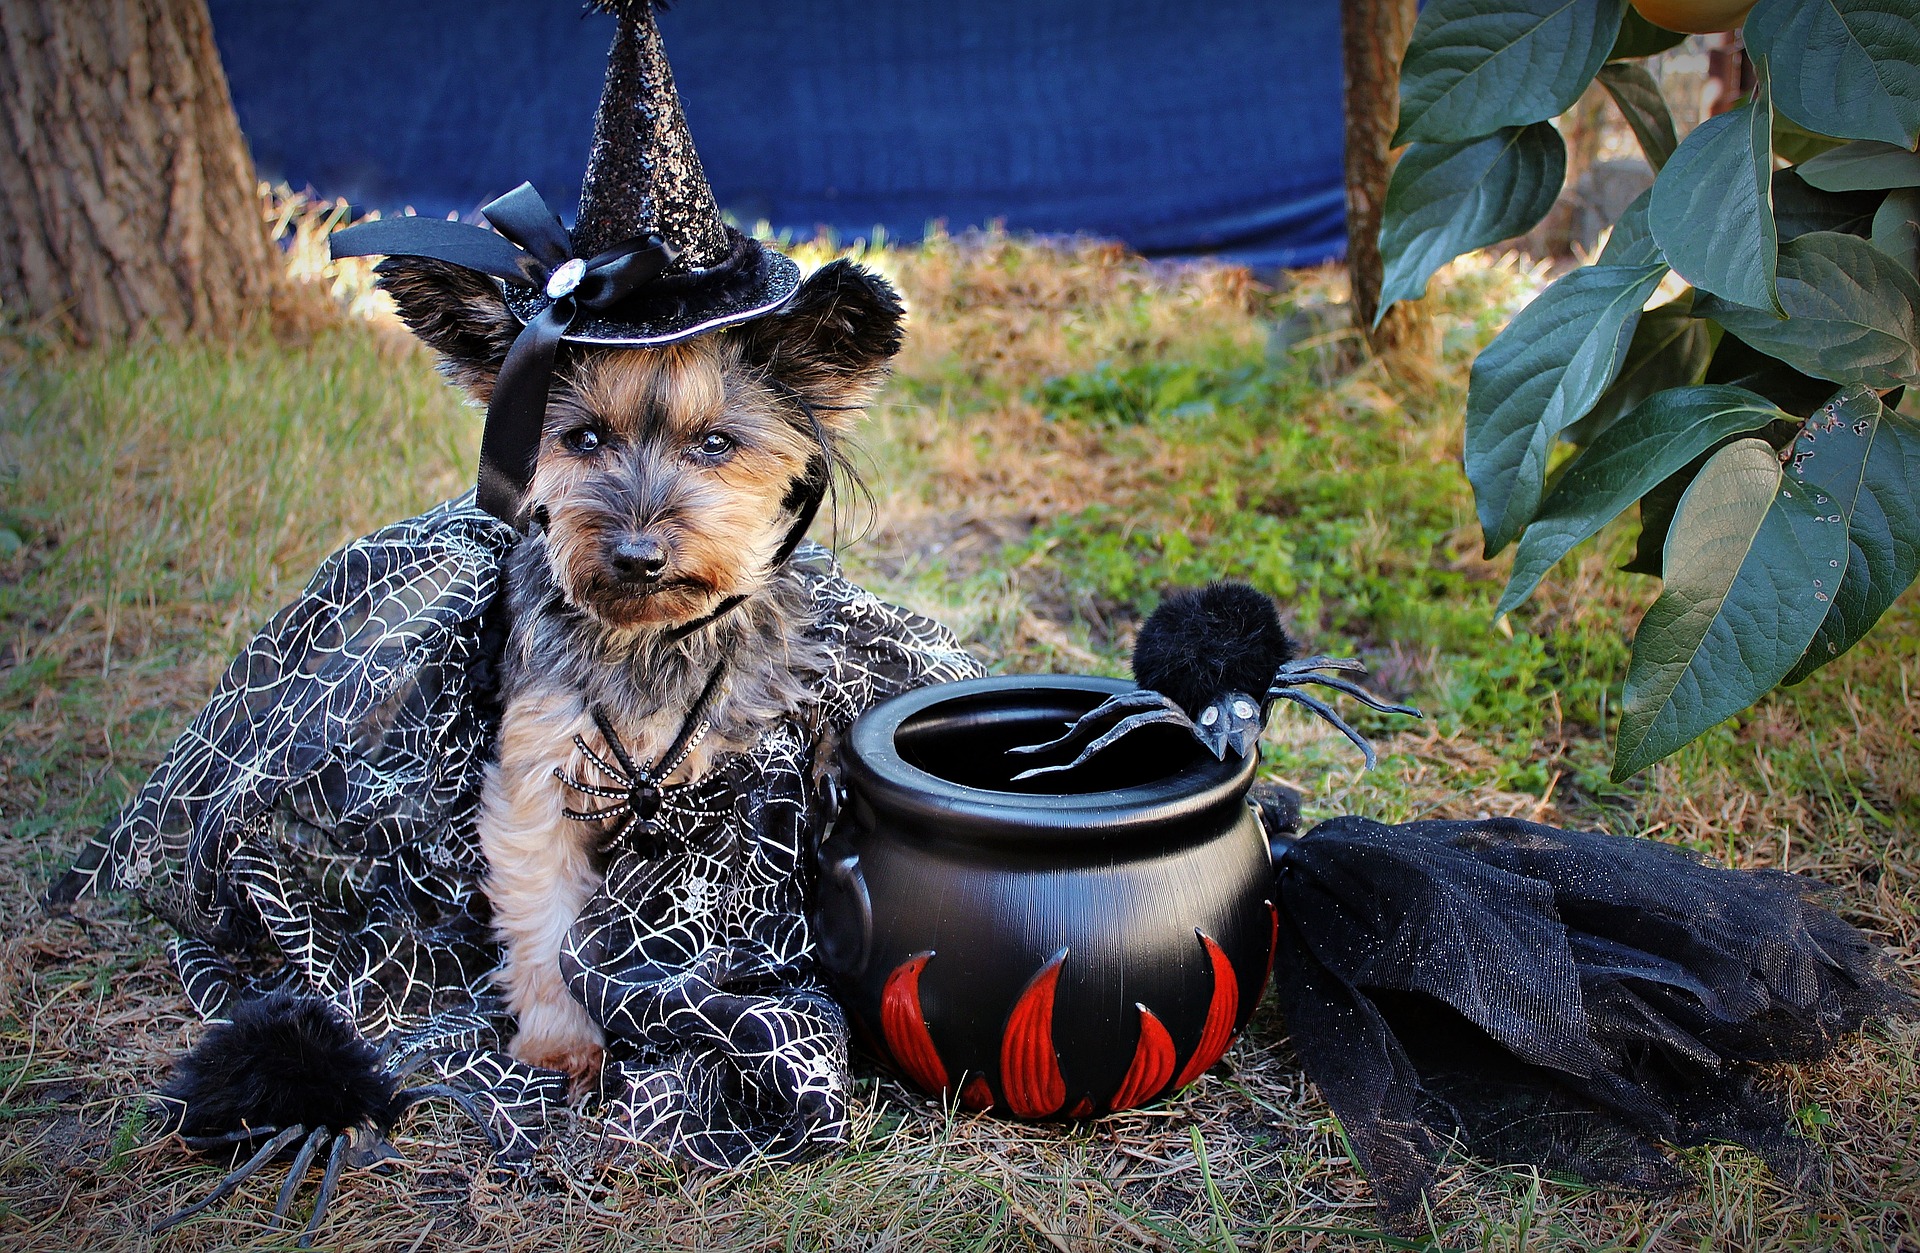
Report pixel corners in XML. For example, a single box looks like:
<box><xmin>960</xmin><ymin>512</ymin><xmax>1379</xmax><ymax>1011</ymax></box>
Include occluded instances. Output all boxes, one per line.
<box><xmin>1269</xmin><ymin>814</ymin><xmax>1912</xmax><ymax>1215</ymax></box>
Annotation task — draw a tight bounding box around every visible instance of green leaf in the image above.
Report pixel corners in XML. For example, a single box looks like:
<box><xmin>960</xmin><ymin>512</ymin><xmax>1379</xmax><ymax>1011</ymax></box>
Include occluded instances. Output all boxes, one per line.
<box><xmin>1625</xmin><ymin>457</ymin><xmax>1703</xmax><ymax>575</ymax></box>
<box><xmin>1786</xmin><ymin>390</ymin><xmax>1920</xmax><ymax>681</ymax></box>
<box><xmin>1609</xmin><ymin>7</ymin><xmax>1686</xmax><ymax>58</ymax></box>
<box><xmin>1773</xmin><ymin>167</ymin><xmax>1887</xmax><ymax>241</ymax></box>
<box><xmin>1397</xmin><ymin>0</ymin><xmax>1628</xmax><ymax>144</ymax></box>
<box><xmin>1378</xmin><ymin>124</ymin><xmax>1568</xmax><ymax>318</ymax></box>
<box><xmin>1872</xmin><ymin>186</ymin><xmax>1920</xmax><ymax>271</ymax></box>
<box><xmin>1773</xmin><ymin>113</ymin><xmax>1848</xmax><ymax>165</ymax></box>
<box><xmin>1650</xmin><ymin>94</ymin><xmax>1780</xmax><ymax>312</ymax></box>
<box><xmin>1613</xmin><ymin>437</ymin><xmax>1851</xmax><ymax>779</ymax></box>
<box><xmin>1564</xmin><ymin>295</ymin><xmax>1717</xmax><ymax>445</ymax></box>
<box><xmin>1747</xmin><ymin>0</ymin><xmax>1920</xmax><ymax>148</ymax></box>
<box><xmin>1597</xmin><ymin>62</ymin><xmax>1678</xmax><ymax>170</ymax></box>
<box><xmin>1799</xmin><ymin>140</ymin><xmax>1920</xmax><ymax>192</ymax></box>
<box><xmin>1466</xmin><ymin>260</ymin><xmax>1670</xmax><ymax>554</ymax></box>
<box><xmin>1704</xmin><ymin>329</ymin><xmax>1846</xmax><ymax>416</ymax></box>
<box><xmin>1696</xmin><ymin>231</ymin><xmax>1920</xmax><ymax>388</ymax></box>
<box><xmin>1501</xmin><ymin>386</ymin><xmax>1784</xmax><ymax>614</ymax></box>
<box><xmin>1597</xmin><ymin>187</ymin><xmax>1660</xmax><ymax>267</ymax></box>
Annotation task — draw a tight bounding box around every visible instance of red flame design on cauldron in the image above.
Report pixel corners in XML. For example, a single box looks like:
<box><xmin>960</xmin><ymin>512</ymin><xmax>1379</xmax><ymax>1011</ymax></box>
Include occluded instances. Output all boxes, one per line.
<box><xmin>880</xmin><ymin>951</ymin><xmax>947</xmax><ymax>1093</ymax></box>
<box><xmin>999</xmin><ymin>947</ymin><xmax>1070</xmax><ymax>1117</ymax></box>
<box><xmin>1108</xmin><ymin>1003</ymin><xmax>1176</xmax><ymax>1112</ymax></box>
<box><xmin>1172</xmin><ymin>931</ymin><xmax>1240</xmax><ymax>1090</ymax></box>
<box><xmin>960</xmin><ymin>1076</ymin><xmax>994</xmax><ymax>1111</ymax></box>
<box><xmin>878</xmin><ymin>929</ymin><xmax>1250</xmax><ymax>1118</ymax></box>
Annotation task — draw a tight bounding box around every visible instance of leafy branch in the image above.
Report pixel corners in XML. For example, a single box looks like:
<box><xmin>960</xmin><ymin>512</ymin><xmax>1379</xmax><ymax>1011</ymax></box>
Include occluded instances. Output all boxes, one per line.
<box><xmin>1377</xmin><ymin>0</ymin><xmax>1920</xmax><ymax>779</ymax></box>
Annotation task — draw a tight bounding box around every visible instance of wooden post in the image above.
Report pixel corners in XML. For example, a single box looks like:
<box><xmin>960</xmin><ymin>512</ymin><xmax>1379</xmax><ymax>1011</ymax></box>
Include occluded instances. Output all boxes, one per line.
<box><xmin>1341</xmin><ymin>0</ymin><xmax>1423</xmax><ymax>357</ymax></box>
<box><xmin>0</xmin><ymin>0</ymin><xmax>281</xmax><ymax>345</ymax></box>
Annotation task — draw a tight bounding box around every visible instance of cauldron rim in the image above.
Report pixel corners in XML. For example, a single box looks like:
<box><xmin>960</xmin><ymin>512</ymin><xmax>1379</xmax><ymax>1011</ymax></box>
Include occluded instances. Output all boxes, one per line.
<box><xmin>844</xmin><ymin>675</ymin><xmax>1258</xmax><ymax>846</ymax></box>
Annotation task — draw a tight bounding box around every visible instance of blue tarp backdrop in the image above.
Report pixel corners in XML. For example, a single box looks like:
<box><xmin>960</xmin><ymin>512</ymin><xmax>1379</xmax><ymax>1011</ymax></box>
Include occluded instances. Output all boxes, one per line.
<box><xmin>207</xmin><ymin>2</ymin><xmax>1349</xmax><ymax>268</ymax></box>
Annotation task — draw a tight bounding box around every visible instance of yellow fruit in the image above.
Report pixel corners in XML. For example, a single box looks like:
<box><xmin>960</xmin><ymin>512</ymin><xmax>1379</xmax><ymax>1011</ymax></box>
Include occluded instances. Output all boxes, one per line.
<box><xmin>1628</xmin><ymin>0</ymin><xmax>1757</xmax><ymax>34</ymax></box>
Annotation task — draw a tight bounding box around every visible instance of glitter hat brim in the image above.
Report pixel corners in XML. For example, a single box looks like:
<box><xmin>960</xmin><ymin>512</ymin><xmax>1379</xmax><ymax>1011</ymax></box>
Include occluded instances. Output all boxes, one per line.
<box><xmin>500</xmin><ymin>241</ymin><xmax>801</xmax><ymax>347</ymax></box>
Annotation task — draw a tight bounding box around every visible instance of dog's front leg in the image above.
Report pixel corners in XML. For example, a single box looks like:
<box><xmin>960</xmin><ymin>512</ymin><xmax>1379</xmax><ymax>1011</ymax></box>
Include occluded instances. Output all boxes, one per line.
<box><xmin>479</xmin><ymin>698</ymin><xmax>607</xmax><ymax>1088</ymax></box>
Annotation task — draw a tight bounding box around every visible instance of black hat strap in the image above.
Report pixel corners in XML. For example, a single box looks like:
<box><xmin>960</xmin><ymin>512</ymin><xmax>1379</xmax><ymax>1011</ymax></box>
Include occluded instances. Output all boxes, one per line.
<box><xmin>331</xmin><ymin>182</ymin><xmax>677</xmax><ymax>522</ymax></box>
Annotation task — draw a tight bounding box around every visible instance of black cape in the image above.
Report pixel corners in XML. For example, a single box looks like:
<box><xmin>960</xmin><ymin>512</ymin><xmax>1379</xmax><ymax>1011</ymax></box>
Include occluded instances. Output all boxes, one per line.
<box><xmin>50</xmin><ymin>494</ymin><xmax>985</xmax><ymax>1167</ymax></box>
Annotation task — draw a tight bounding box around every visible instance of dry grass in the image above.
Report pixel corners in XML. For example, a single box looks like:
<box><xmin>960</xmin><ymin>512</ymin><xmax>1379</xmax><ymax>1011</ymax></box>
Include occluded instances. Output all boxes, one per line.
<box><xmin>0</xmin><ymin>202</ymin><xmax>1915</xmax><ymax>1251</ymax></box>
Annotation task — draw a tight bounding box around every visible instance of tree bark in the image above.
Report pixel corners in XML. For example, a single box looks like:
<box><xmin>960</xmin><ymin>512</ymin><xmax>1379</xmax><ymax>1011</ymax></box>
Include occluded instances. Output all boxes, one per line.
<box><xmin>1341</xmin><ymin>0</ymin><xmax>1422</xmax><ymax>357</ymax></box>
<box><xmin>0</xmin><ymin>0</ymin><xmax>278</xmax><ymax>345</ymax></box>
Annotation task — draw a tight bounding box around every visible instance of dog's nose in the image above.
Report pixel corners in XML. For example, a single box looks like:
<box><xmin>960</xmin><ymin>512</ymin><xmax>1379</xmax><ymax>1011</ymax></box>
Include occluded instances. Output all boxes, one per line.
<box><xmin>610</xmin><ymin>536</ymin><xmax>667</xmax><ymax>584</ymax></box>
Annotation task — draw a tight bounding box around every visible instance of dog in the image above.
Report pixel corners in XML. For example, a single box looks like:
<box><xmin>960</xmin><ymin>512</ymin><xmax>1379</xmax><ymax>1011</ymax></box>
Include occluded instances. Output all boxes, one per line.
<box><xmin>377</xmin><ymin>252</ymin><xmax>911</xmax><ymax>1090</ymax></box>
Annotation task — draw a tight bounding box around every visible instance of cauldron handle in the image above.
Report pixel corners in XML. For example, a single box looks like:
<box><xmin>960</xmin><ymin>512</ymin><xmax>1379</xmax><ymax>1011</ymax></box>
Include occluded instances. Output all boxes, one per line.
<box><xmin>811</xmin><ymin>774</ymin><xmax>874</xmax><ymax>978</ymax></box>
<box><xmin>1250</xmin><ymin>783</ymin><xmax>1303</xmax><ymax>870</ymax></box>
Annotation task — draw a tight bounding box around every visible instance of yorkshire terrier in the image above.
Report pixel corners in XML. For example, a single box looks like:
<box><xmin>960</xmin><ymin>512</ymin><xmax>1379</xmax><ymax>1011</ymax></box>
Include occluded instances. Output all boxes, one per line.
<box><xmin>377</xmin><ymin>254</ymin><xmax>905</xmax><ymax>1086</ymax></box>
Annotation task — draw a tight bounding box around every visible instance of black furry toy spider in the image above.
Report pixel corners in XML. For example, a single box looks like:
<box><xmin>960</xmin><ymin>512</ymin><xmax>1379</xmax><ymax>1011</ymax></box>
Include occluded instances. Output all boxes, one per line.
<box><xmin>151</xmin><ymin>995</ymin><xmax>498</xmax><ymax>1245</ymax></box>
<box><xmin>1011</xmin><ymin>582</ymin><xmax>1422</xmax><ymax>780</ymax></box>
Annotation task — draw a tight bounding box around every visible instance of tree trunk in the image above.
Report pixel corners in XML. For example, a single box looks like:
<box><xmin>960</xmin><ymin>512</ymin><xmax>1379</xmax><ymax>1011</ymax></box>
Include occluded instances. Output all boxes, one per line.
<box><xmin>1706</xmin><ymin>32</ymin><xmax>1753</xmax><ymax>116</ymax></box>
<box><xmin>0</xmin><ymin>0</ymin><xmax>278</xmax><ymax>345</ymax></box>
<box><xmin>1341</xmin><ymin>0</ymin><xmax>1422</xmax><ymax>357</ymax></box>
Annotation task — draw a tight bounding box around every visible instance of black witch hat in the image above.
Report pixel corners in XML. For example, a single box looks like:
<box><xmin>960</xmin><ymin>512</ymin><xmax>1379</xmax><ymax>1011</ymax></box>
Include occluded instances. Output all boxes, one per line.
<box><xmin>513</xmin><ymin>0</ymin><xmax>799</xmax><ymax>341</ymax></box>
<box><xmin>331</xmin><ymin>0</ymin><xmax>800</xmax><ymax>521</ymax></box>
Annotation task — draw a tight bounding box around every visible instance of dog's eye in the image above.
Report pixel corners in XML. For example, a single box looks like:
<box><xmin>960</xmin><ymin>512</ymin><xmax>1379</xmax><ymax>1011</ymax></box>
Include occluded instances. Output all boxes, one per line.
<box><xmin>564</xmin><ymin>427</ymin><xmax>603</xmax><ymax>453</ymax></box>
<box><xmin>695</xmin><ymin>432</ymin><xmax>736</xmax><ymax>459</ymax></box>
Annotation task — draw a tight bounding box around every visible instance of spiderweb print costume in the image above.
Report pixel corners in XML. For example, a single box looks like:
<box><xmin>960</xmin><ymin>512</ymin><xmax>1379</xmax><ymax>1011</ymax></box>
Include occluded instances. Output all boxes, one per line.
<box><xmin>50</xmin><ymin>493</ymin><xmax>984</xmax><ymax>1169</ymax></box>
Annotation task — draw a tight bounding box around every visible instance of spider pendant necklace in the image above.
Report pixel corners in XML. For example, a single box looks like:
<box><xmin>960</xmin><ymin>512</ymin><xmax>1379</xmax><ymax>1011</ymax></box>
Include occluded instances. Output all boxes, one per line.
<box><xmin>555</xmin><ymin>661</ymin><xmax>728</xmax><ymax>856</ymax></box>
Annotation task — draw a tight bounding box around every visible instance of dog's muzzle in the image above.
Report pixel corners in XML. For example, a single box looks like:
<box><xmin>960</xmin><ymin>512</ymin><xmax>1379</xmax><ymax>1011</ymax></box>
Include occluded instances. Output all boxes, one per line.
<box><xmin>609</xmin><ymin>536</ymin><xmax>668</xmax><ymax>586</ymax></box>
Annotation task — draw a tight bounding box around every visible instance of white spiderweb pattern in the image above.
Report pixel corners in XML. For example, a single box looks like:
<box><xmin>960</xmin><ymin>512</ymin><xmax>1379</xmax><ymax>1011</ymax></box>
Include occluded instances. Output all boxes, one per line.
<box><xmin>49</xmin><ymin>494</ymin><xmax>983</xmax><ymax>1170</ymax></box>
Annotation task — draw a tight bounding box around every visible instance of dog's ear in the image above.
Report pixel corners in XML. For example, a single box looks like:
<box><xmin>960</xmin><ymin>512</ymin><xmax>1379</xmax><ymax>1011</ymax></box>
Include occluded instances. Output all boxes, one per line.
<box><xmin>375</xmin><ymin>257</ymin><xmax>521</xmax><ymax>400</ymax></box>
<box><xmin>736</xmin><ymin>259</ymin><xmax>905</xmax><ymax>429</ymax></box>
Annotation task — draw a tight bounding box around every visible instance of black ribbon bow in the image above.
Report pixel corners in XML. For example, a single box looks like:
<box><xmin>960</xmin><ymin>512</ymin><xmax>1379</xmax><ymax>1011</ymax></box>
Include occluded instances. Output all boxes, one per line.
<box><xmin>332</xmin><ymin>183</ymin><xmax>677</xmax><ymax>522</ymax></box>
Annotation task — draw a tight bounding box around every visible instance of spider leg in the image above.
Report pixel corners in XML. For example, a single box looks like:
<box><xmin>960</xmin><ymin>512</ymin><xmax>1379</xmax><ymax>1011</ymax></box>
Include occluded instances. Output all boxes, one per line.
<box><xmin>177</xmin><ymin>1126</ymin><xmax>279</xmax><ymax>1153</ymax></box>
<box><xmin>1277</xmin><ymin>655</ymin><xmax>1370</xmax><ymax>679</ymax></box>
<box><xmin>653</xmin><ymin>777</ymin><xmax>701</xmax><ymax>801</ymax></box>
<box><xmin>570</xmin><ymin>734</ymin><xmax>633</xmax><ymax>790</ymax></box>
<box><xmin>599</xmin><ymin>813</ymin><xmax>648</xmax><ymax>856</ymax></box>
<box><xmin>1007</xmin><ymin>691</ymin><xmax>1180</xmax><ymax>757</ymax></box>
<box><xmin>295</xmin><ymin>1132</ymin><xmax>350</xmax><ymax>1249</ymax></box>
<box><xmin>394</xmin><ymin>1083</ymin><xmax>507</xmax><ymax>1151</ymax></box>
<box><xmin>1011</xmin><ymin>707</ymin><xmax>1197</xmax><ymax>781</ymax></box>
<box><xmin>271</xmin><ymin>1126</ymin><xmax>330</xmax><ymax>1225</ymax></box>
<box><xmin>152</xmin><ymin>1123</ymin><xmax>307</xmax><ymax>1233</ymax></box>
<box><xmin>588</xmin><ymin>706</ymin><xmax>644</xmax><ymax>781</ymax></box>
<box><xmin>551</xmin><ymin>766</ymin><xmax>629</xmax><ymax>801</ymax></box>
<box><xmin>562</xmin><ymin>800</ymin><xmax>633</xmax><ymax>823</ymax></box>
<box><xmin>1272</xmin><ymin>688</ymin><xmax>1379</xmax><ymax>769</ymax></box>
<box><xmin>1273</xmin><ymin>673</ymin><xmax>1423</xmax><ymax>718</ymax></box>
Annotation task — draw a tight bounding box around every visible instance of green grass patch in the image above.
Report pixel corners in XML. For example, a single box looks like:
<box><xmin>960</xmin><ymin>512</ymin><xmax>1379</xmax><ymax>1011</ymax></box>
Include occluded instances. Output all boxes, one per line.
<box><xmin>0</xmin><ymin>235</ymin><xmax>1914</xmax><ymax>1251</ymax></box>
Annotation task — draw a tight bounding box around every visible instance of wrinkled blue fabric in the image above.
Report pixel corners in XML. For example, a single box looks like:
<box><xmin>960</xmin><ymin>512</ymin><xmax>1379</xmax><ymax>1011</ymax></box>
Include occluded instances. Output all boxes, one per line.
<box><xmin>208</xmin><ymin>0</ymin><xmax>1347</xmax><ymax>268</ymax></box>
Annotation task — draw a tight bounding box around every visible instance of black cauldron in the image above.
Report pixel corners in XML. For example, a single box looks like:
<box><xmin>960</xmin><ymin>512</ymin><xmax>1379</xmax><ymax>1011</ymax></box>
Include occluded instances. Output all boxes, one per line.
<box><xmin>812</xmin><ymin>675</ymin><xmax>1278</xmax><ymax>1119</ymax></box>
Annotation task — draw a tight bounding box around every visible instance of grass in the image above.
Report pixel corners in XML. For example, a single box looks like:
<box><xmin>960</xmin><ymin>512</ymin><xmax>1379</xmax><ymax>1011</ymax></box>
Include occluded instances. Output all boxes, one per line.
<box><xmin>0</xmin><ymin>212</ymin><xmax>1915</xmax><ymax>1251</ymax></box>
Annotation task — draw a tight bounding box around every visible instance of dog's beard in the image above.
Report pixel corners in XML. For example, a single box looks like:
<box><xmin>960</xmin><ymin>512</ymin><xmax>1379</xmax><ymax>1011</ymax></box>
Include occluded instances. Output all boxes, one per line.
<box><xmin>540</xmin><ymin>502</ymin><xmax>787</xmax><ymax>634</ymax></box>
<box><xmin>565</xmin><ymin>570</ymin><xmax>725</xmax><ymax>631</ymax></box>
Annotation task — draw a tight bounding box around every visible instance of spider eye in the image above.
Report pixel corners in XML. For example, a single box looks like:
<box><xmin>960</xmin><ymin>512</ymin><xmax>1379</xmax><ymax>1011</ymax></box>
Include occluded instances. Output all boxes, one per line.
<box><xmin>695</xmin><ymin>431</ymin><xmax>736</xmax><ymax>459</ymax></box>
<box><xmin>564</xmin><ymin>426</ymin><xmax>603</xmax><ymax>453</ymax></box>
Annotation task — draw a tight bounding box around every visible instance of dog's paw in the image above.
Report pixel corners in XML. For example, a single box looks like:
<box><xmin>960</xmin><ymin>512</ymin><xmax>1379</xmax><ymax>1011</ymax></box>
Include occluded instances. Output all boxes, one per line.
<box><xmin>513</xmin><ymin>1033</ymin><xmax>605</xmax><ymax>1094</ymax></box>
<box><xmin>504</xmin><ymin>982</ymin><xmax>607</xmax><ymax>1093</ymax></box>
